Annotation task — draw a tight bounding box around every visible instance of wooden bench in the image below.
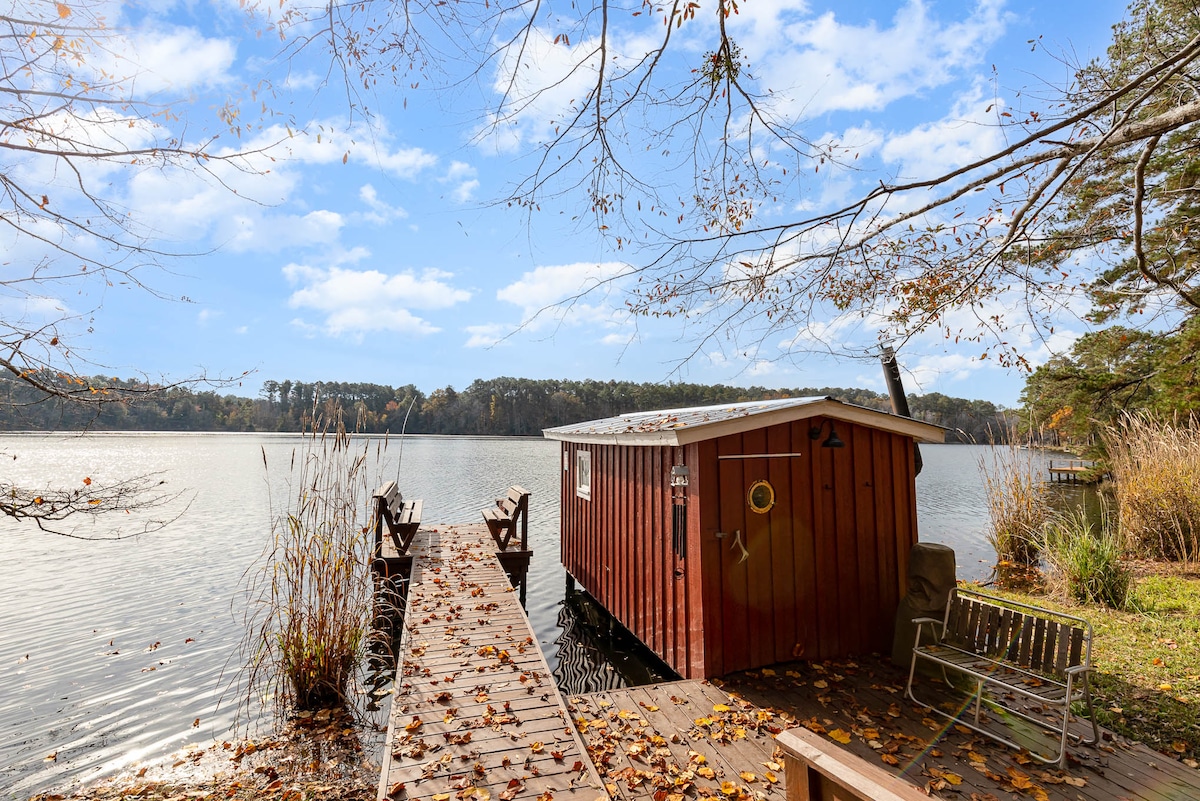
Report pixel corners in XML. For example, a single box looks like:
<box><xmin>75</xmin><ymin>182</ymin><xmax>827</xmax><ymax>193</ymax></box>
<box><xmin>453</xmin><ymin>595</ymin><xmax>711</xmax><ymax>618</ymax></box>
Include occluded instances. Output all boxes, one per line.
<box><xmin>481</xmin><ymin>485</ymin><xmax>529</xmax><ymax>551</ymax></box>
<box><xmin>373</xmin><ymin>481</ymin><xmax>423</xmax><ymax>556</ymax></box>
<box><xmin>906</xmin><ymin>586</ymin><xmax>1099</xmax><ymax>767</ymax></box>
<box><xmin>777</xmin><ymin>727</ymin><xmax>927</xmax><ymax>801</ymax></box>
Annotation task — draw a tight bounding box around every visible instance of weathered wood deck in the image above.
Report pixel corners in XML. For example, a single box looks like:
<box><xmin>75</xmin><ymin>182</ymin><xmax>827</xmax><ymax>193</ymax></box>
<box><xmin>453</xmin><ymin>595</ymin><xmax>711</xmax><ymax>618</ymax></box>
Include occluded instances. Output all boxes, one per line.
<box><xmin>569</xmin><ymin>657</ymin><xmax>1200</xmax><ymax>801</ymax></box>
<box><xmin>377</xmin><ymin>525</ymin><xmax>604</xmax><ymax>801</ymax></box>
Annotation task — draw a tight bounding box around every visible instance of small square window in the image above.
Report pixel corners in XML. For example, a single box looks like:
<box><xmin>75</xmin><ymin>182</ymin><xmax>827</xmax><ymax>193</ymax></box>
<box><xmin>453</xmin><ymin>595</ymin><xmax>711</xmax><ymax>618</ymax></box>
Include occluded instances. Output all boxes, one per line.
<box><xmin>575</xmin><ymin>450</ymin><xmax>592</xmax><ymax>500</ymax></box>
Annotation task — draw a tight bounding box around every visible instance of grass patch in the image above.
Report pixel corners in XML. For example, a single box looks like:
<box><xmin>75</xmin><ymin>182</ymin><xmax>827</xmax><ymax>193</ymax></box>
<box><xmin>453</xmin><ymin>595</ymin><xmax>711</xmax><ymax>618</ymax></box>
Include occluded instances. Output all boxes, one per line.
<box><xmin>1039</xmin><ymin>505</ymin><xmax>1133</xmax><ymax>609</ymax></box>
<box><xmin>994</xmin><ymin>564</ymin><xmax>1200</xmax><ymax>764</ymax></box>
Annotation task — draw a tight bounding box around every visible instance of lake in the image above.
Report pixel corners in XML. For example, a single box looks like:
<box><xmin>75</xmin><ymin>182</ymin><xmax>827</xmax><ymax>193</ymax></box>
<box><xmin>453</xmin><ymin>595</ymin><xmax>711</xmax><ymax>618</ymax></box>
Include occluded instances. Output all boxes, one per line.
<box><xmin>0</xmin><ymin>435</ymin><xmax>1074</xmax><ymax>796</ymax></box>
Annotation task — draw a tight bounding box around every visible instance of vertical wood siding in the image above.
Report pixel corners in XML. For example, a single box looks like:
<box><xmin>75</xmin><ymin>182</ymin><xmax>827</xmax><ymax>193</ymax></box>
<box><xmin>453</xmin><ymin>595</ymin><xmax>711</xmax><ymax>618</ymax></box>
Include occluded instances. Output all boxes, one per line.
<box><xmin>559</xmin><ymin>441</ymin><xmax>705</xmax><ymax>678</ymax></box>
<box><xmin>558</xmin><ymin>415</ymin><xmax>919</xmax><ymax>679</ymax></box>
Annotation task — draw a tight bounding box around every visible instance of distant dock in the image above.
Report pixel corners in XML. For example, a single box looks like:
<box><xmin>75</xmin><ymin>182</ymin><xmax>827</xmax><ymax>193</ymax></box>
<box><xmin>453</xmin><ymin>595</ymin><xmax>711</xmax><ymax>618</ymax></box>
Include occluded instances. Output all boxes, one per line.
<box><xmin>376</xmin><ymin>524</ymin><xmax>604</xmax><ymax>801</ymax></box>
<box><xmin>1047</xmin><ymin>459</ymin><xmax>1106</xmax><ymax>484</ymax></box>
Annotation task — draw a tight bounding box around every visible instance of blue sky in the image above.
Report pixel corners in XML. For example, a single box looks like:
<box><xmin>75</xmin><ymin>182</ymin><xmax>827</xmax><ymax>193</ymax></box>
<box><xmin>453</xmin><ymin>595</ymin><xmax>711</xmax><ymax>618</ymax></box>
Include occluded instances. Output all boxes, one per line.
<box><xmin>7</xmin><ymin>0</ymin><xmax>1134</xmax><ymax>407</ymax></box>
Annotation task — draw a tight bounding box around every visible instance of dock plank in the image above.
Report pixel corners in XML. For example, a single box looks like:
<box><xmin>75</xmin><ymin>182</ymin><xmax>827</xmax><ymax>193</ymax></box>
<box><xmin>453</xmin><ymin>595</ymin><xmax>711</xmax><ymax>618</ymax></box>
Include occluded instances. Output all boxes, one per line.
<box><xmin>378</xmin><ymin>525</ymin><xmax>604</xmax><ymax>801</ymax></box>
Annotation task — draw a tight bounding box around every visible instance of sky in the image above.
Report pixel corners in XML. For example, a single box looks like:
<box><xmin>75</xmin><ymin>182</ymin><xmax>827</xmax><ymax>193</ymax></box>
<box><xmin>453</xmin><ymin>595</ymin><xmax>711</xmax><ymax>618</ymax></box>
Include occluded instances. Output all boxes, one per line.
<box><xmin>4</xmin><ymin>0</ymin><xmax>1136</xmax><ymax>408</ymax></box>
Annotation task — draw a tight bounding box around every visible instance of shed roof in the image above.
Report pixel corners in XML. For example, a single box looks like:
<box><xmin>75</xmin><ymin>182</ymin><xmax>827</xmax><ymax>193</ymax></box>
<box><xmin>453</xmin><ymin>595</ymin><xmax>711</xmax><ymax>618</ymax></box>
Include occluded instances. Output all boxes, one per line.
<box><xmin>543</xmin><ymin>396</ymin><xmax>945</xmax><ymax>447</ymax></box>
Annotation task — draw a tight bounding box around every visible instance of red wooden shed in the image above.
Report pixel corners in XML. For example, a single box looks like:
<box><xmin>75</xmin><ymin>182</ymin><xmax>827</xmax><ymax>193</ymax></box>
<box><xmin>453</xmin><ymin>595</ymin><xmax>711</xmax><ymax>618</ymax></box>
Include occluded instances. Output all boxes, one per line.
<box><xmin>543</xmin><ymin>396</ymin><xmax>945</xmax><ymax>679</ymax></box>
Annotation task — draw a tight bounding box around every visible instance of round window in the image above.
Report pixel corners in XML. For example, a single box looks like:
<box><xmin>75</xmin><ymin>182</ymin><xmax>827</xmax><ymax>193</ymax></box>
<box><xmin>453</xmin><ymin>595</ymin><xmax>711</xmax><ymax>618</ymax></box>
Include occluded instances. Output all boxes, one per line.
<box><xmin>747</xmin><ymin>479</ymin><xmax>775</xmax><ymax>514</ymax></box>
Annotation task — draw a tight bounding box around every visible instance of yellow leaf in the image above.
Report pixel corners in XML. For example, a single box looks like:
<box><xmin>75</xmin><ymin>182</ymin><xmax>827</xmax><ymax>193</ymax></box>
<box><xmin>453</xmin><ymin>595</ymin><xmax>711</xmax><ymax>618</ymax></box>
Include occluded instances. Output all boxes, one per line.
<box><xmin>828</xmin><ymin>729</ymin><xmax>852</xmax><ymax>744</ymax></box>
<box><xmin>738</xmin><ymin>772</ymin><xmax>756</xmax><ymax>783</ymax></box>
<box><xmin>433</xmin><ymin>795</ymin><xmax>450</xmax><ymax>801</ymax></box>
<box><xmin>57</xmin><ymin>3</ymin><xmax>71</xmax><ymax>18</ymax></box>
<box><xmin>712</xmin><ymin>704</ymin><xmax>731</xmax><ymax>712</ymax></box>
<box><xmin>813</xmin><ymin>679</ymin><xmax>828</xmax><ymax>689</ymax></box>
<box><xmin>942</xmin><ymin>772</ymin><xmax>963</xmax><ymax>786</ymax></box>
<box><xmin>696</xmin><ymin>767</ymin><xmax>715</xmax><ymax>779</ymax></box>
<box><xmin>719</xmin><ymin>781</ymin><xmax>738</xmax><ymax>796</ymax></box>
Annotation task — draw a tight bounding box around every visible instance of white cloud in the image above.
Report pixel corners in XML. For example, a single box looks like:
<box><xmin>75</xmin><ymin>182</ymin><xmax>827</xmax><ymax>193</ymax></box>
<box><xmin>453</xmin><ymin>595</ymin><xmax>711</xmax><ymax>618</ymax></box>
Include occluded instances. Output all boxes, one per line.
<box><xmin>497</xmin><ymin>261</ymin><xmax>631</xmax><ymax>309</ymax></box>
<box><xmin>111</xmin><ymin>27</ymin><xmax>237</xmax><ymax>93</ymax></box>
<box><xmin>484</xmin><ymin>30</ymin><xmax>601</xmax><ymax>152</ymax></box>
<box><xmin>880</xmin><ymin>83</ymin><xmax>1008</xmax><ymax>180</ymax></box>
<box><xmin>284</xmin><ymin>263</ymin><xmax>471</xmax><ymax>337</ymax></box>
<box><xmin>440</xmin><ymin>162</ymin><xmax>480</xmax><ymax>203</ymax></box>
<box><xmin>359</xmin><ymin>185</ymin><xmax>409</xmax><ymax>224</ymax></box>
<box><xmin>600</xmin><ymin>332</ymin><xmax>635</xmax><ymax>346</ymax></box>
<box><xmin>730</xmin><ymin>0</ymin><xmax>1009</xmax><ymax>117</ymax></box>
<box><xmin>219</xmin><ymin>209</ymin><xmax>345</xmax><ymax>253</ymax></box>
<box><xmin>464</xmin><ymin>323</ymin><xmax>509</xmax><ymax>348</ymax></box>
<box><xmin>746</xmin><ymin>360</ymin><xmax>778</xmax><ymax>377</ymax></box>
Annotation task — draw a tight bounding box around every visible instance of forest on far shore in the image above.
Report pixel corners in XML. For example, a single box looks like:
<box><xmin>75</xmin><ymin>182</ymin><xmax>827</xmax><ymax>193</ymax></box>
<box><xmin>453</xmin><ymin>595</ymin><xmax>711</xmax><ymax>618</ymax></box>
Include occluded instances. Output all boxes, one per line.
<box><xmin>0</xmin><ymin>375</ymin><xmax>1011</xmax><ymax>444</ymax></box>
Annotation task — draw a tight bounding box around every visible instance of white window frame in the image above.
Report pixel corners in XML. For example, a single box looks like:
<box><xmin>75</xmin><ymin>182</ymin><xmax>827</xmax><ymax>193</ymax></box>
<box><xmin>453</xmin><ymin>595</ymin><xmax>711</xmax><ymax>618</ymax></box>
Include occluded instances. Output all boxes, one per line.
<box><xmin>575</xmin><ymin>450</ymin><xmax>592</xmax><ymax>500</ymax></box>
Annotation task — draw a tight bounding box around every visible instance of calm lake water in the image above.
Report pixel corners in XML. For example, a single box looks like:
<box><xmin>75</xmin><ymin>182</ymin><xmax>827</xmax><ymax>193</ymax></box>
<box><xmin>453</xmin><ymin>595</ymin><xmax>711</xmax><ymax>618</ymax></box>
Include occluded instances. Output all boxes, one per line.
<box><xmin>0</xmin><ymin>435</ymin><xmax>1077</xmax><ymax>796</ymax></box>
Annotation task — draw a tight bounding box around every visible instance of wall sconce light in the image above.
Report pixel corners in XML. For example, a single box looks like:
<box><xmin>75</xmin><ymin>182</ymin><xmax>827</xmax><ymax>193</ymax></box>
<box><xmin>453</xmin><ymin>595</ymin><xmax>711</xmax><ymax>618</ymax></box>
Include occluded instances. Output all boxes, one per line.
<box><xmin>809</xmin><ymin>420</ymin><xmax>846</xmax><ymax>449</ymax></box>
<box><xmin>670</xmin><ymin>465</ymin><xmax>690</xmax><ymax>487</ymax></box>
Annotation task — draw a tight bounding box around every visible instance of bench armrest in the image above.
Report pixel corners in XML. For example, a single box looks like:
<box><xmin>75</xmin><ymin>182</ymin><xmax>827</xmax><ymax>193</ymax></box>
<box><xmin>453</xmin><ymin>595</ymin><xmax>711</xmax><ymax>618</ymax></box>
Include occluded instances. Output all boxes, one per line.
<box><xmin>911</xmin><ymin>616</ymin><xmax>941</xmax><ymax>626</ymax></box>
<box><xmin>1064</xmin><ymin>663</ymin><xmax>1092</xmax><ymax>676</ymax></box>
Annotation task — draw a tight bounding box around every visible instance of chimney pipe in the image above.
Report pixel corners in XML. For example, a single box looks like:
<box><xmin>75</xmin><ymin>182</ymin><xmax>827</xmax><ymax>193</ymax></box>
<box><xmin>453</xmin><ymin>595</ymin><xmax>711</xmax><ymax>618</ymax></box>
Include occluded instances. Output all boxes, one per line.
<box><xmin>881</xmin><ymin>345</ymin><xmax>923</xmax><ymax>476</ymax></box>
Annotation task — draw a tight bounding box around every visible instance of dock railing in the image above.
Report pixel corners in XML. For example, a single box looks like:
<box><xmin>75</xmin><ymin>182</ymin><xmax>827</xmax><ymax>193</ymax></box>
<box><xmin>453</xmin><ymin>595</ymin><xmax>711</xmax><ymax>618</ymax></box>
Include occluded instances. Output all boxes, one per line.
<box><xmin>777</xmin><ymin>727</ymin><xmax>927</xmax><ymax>801</ymax></box>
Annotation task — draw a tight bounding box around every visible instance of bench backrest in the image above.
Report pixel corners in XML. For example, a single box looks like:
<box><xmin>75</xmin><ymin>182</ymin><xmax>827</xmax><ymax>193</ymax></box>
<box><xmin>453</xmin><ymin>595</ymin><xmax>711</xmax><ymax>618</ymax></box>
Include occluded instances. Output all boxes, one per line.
<box><xmin>944</xmin><ymin>588</ymin><xmax>1091</xmax><ymax>680</ymax></box>
<box><xmin>500</xmin><ymin>485</ymin><xmax>530</xmax><ymax>515</ymax></box>
<box><xmin>374</xmin><ymin>481</ymin><xmax>403</xmax><ymax>516</ymax></box>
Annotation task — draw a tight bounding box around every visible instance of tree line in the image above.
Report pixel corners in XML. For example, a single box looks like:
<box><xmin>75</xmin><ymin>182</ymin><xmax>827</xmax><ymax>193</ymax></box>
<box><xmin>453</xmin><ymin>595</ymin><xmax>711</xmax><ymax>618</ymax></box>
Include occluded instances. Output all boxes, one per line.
<box><xmin>0</xmin><ymin>374</ymin><xmax>1010</xmax><ymax>443</ymax></box>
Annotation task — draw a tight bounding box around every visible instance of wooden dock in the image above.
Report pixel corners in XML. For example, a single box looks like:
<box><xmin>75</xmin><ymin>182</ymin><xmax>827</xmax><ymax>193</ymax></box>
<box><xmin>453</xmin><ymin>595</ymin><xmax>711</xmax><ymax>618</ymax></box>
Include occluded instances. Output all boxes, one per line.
<box><xmin>568</xmin><ymin>658</ymin><xmax>1200</xmax><ymax>801</ymax></box>
<box><xmin>377</xmin><ymin>524</ymin><xmax>604</xmax><ymax>801</ymax></box>
<box><xmin>1048</xmin><ymin>459</ymin><xmax>1106</xmax><ymax>484</ymax></box>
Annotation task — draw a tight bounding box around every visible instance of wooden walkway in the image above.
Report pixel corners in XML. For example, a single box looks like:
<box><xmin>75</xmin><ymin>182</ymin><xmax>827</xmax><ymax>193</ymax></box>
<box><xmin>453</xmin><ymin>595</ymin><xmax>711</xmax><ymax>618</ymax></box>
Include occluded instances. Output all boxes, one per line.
<box><xmin>569</xmin><ymin>657</ymin><xmax>1200</xmax><ymax>801</ymax></box>
<box><xmin>377</xmin><ymin>525</ymin><xmax>604</xmax><ymax>801</ymax></box>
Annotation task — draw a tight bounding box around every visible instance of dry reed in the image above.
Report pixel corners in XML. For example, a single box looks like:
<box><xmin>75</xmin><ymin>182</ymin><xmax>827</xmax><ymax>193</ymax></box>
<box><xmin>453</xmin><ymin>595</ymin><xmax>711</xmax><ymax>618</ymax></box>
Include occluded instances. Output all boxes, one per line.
<box><xmin>979</xmin><ymin>440</ymin><xmax>1050</xmax><ymax>567</ymax></box>
<box><xmin>1106</xmin><ymin>413</ymin><xmax>1200</xmax><ymax>562</ymax></box>
<box><xmin>242</xmin><ymin>409</ymin><xmax>378</xmax><ymax>718</ymax></box>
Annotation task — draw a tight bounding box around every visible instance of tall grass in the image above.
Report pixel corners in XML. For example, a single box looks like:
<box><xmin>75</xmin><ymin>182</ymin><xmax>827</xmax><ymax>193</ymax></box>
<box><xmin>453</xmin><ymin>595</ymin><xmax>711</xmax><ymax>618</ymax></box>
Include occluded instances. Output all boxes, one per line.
<box><xmin>243</xmin><ymin>410</ymin><xmax>378</xmax><ymax>717</ymax></box>
<box><xmin>1040</xmin><ymin>506</ymin><xmax>1133</xmax><ymax>609</ymax></box>
<box><xmin>979</xmin><ymin>440</ymin><xmax>1050</xmax><ymax>567</ymax></box>
<box><xmin>1106</xmin><ymin>413</ymin><xmax>1200</xmax><ymax>562</ymax></box>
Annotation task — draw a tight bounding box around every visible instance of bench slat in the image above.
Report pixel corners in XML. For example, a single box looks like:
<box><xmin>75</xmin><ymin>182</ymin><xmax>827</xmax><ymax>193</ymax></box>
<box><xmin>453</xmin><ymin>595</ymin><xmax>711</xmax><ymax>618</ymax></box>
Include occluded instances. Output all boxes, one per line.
<box><xmin>1069</xmin><ymin>627</ymin><xmax>1084</xmax><ymax>669</ymax></box>
<box><xmin>1030</xmin><ymin>616</ymin><xmax>1046</xmax><ymax>671</ymax></box>
<box><xmin>1017</xmin><ymin>615</ymin><xmax>1034</xmax><ymax>666</ymax></box>
<box><xmin>1055</xmin><ymin>624</ymin><xmax>1071</xmax><ymax>675</ymax></box>
<box><xmin>1041</xmin><ymin>620</ymin><xmax>1060</xmax><ymax>674</ymax></box>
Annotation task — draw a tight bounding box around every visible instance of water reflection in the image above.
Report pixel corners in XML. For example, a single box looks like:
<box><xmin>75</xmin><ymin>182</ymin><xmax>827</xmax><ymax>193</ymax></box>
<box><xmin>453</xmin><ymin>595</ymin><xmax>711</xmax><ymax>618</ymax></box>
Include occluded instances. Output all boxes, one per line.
<box><xmin>552</xmin><ymin>591</ymin><xmax>676</xmax><ymax>695</ymax></box>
